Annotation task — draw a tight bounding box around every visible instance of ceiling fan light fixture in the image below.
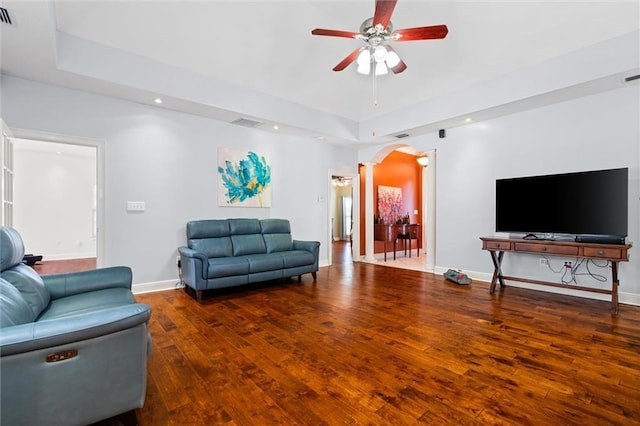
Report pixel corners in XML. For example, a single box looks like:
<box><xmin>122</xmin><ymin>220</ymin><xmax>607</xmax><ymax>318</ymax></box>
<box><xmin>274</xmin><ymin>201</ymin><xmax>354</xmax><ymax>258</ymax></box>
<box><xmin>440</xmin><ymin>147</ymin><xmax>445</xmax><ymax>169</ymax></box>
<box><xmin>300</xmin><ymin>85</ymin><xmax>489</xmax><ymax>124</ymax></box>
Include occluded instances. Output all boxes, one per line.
<box><xmin>375</xmin><ymin>62</ymin><xmax>388</xmax><ymax>76</ymax></box>
<box><xmin>373</xmin><ymin>45</ymin><xmax>387</xmax><ymax>63</ymax></box>
<box><xmin>357</xmin><ymin>60</ymin><xmax>371</xmax><ymax>75</ymax></box>
<box><xmin>357</xmin><ymin>49</ymin><xmax>371</xmax><ymax>65</ymax></box>
<box><xmin>386</xmin><ymin>50</ymin><xmax>400</xmax><ymax>68</ymax></box>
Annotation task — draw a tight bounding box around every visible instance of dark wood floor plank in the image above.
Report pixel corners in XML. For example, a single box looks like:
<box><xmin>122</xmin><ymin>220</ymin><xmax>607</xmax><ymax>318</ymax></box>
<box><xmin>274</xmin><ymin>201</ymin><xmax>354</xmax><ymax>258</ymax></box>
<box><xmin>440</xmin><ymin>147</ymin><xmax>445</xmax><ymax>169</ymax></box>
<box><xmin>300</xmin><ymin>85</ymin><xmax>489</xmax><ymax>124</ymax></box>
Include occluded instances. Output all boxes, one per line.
<box><xmin>77</xmin><ymin>242</ymin><xmax>640</xmax><ymax>425</ymax></box>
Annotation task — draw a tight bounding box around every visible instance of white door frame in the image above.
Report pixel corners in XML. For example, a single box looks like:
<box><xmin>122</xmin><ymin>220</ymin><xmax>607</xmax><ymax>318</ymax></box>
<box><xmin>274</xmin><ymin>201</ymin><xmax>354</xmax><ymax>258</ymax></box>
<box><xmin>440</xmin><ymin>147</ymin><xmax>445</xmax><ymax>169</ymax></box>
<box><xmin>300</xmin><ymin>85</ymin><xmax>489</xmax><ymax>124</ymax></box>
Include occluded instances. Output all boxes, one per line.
<box><xmin>363</xmin><ymin>144</ymin><xmax>437</xmax><ymax>271</ymax></box>
<box><xmin>10</xmin><ymin>127</ymin><xmax>106</xmax><ymax>267</ymax></box>
<box><xmin>327</xmin><ymin>169</ymin><xmax>358</xmax><ymax>266</ymax></box>
<box><xmin>1</xmin><ymin>119</ymin><xmax>15</xmax><ymax>227</ymax></box>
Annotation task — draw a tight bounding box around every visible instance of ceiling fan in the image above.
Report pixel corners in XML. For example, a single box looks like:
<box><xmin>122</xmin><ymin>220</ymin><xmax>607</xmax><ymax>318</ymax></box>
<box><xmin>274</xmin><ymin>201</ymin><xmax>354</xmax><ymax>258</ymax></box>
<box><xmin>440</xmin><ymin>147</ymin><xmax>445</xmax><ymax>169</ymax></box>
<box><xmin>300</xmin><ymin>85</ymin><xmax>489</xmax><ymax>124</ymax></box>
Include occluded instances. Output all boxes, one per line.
<box><xmin>311</xmin><ymin>0</ymin><xmax>448</xmax><ymax>76</ymax></box>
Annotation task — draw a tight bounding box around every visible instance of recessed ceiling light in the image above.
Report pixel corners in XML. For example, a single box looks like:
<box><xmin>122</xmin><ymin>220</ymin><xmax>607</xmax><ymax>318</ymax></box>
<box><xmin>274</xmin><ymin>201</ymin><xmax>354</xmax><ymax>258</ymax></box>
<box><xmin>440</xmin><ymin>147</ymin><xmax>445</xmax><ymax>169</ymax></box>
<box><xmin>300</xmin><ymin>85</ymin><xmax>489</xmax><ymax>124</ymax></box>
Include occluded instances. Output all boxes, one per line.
<box><xmin>465</xmin><ymin>117</ymin><xmax>472</xmax><ymax>122</ymax></box>
<box><xmin>273</xmin><ymin>125</ymin><xmax>279</xmax><ymax>130</ymax></box>
<box><xmin>154</xmin><ymin>98</ymin><xmax>163</xmax><ymax>104</ymax></box>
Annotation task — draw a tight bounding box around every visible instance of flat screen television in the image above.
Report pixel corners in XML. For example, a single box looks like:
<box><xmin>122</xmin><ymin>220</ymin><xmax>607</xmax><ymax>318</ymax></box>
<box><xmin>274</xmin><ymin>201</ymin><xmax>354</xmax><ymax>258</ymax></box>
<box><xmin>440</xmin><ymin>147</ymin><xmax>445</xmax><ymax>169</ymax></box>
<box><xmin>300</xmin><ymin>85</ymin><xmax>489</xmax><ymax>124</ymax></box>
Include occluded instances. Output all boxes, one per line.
<box><xmin>495</xmin><ymin>167</ymin><xmax>628</xmax><ymax>241</ymax></box>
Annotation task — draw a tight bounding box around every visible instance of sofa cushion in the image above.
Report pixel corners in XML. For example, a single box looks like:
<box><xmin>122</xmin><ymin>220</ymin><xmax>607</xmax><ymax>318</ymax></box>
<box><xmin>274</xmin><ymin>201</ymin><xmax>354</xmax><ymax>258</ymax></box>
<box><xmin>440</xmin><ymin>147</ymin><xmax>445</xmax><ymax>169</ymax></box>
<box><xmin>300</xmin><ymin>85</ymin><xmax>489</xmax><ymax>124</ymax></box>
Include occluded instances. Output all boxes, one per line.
<box><xmin>243</xmin><ymin>254</ymin><xmax>284</xmax><ymax>273</ymax></box>
<box><xmin>260</xmin><ymin>219</ymin><xmax>290</xmax><ymax>234</ymax></box>
<box><xmin>187</xmin><ymin>220</ymin><xmax>233</xmax><ymax>258</ymax></box>
<box><xmin>1</xmin><ymin>264</ymin><xmax>51</xmax><ymax>319</ymax></box>
<box><xmin>261</xmin><ymin>219</ymin><xmax>294</xmax><ymax>253</ymax></box>
<box><xmin>280</xmin><ymin>250</ymin><xmax>315</xmax><ymax>268</ymax></box>
<box><xmin>187</xmin><ymin>220</ymin><xmax>230</xmax><ymax>239</ymax></box>
<box><xmin>0</xmin><ymin>227</ymin><xmax>25</xmax><ymax>271</ymax></box>
<box><xmin>231</xmin><ymin>234</ymin><xmax>266</xmax><ymax>256</ymax></box>
<box><xmin>191</xmin><ymin>237</ymin><xmax>233</xmax><ymax>258</ymax></box>
<box><xmin>228</xmin><ymin>218</ymin><xmax>261</xmax><ymax>235</ymax></box>
<box><xmin>0</xmin><ymin>278</ymin><xmax>35</xmax><ymax>326</ymax></box>
<box><xmin>207</xmin><ymin>257</ymin><xmax>249</xmax><ymax>279</ymax></box>
<box><xmin>263</xmin><ymin>234</ymin><xmax>293</xmax><ymax>253</ymax></box>
<box><xmin>37</xmin><ymin>287</ymin><xmax>136</xmax><ymax>321</ymax></box>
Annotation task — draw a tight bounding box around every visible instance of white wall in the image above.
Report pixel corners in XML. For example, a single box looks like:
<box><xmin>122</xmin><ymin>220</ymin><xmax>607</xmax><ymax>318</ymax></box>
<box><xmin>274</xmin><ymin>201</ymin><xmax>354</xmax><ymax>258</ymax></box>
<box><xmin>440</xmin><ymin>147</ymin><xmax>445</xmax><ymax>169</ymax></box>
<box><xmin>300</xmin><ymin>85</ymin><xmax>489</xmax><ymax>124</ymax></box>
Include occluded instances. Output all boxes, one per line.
<box><xmin>3</xmin><ymin>75</ymin><xmax>638</xmax><ymax>304</ymax></box>
<box><xmin>1</xmin><ymin>76</ymin><xmax>358</xmax><ymax>286</ymax></box>
<box><xmin>13</xmin><ymin>140</ymin><xmax>96</xmax><ymax>259</ymax></box>
<box><xmin>358</xmin><ymin>84</ymin><xmax>640</xmax><ymax>305</ymax></box>
<box><xmin>406</xmin><ymin>85</ymin><xmax>640</xmax><ymax>303</ymax></box>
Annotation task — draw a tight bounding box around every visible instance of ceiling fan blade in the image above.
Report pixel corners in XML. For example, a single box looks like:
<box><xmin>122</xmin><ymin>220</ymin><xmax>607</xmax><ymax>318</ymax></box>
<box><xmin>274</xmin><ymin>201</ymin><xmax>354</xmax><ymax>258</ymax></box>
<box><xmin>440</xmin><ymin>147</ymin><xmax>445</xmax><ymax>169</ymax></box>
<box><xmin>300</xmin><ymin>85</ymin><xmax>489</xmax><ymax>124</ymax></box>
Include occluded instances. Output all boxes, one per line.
<box><xmin>312</xmin><ymin>28</ymin><xmax>360</xmax><ymax>39</ymax></box>
<box><xmin>393</xmin><ymin>25</ymin><xmax>449</xmax><ymax>41</ymax></box>
<box><xmin>333</xmin><ymin>48</ymin><xmax>362</xmax><ymax>72</ymax></box>
<box><xmin>373</xmin><ymin>0</ymin><xmax>397</xmax><ymax>29</ymax></box>
<box><xmin>385</xmin><ymin>46</ymin><xmax>407</xmax><ymax>74</ymax></box>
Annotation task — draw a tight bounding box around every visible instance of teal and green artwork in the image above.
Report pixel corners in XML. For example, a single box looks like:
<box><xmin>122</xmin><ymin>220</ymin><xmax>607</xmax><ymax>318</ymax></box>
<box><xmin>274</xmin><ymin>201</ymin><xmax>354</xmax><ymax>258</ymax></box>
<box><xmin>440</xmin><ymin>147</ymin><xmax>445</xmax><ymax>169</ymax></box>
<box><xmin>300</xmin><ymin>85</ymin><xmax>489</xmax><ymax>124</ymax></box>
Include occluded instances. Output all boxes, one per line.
<box><xmin>217</xmin><ymin>148</ymin><xmax>272</xmax><ymax>207</ymax></box>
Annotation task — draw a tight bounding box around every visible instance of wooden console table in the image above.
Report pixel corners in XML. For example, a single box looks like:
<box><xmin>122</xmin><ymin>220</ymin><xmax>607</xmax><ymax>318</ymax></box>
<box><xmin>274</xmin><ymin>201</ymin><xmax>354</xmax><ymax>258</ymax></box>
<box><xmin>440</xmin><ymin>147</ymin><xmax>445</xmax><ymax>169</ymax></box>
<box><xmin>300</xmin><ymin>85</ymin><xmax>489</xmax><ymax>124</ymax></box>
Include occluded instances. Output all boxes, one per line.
<box><xmin>375</xmin><ymin>224</ymin><xmax>421</xmax><ymax>261</ymax></box>
<box><xmin>480</xmin><ymin>237</ymin><xmax>631</xmax><ymax>313</ymax></box>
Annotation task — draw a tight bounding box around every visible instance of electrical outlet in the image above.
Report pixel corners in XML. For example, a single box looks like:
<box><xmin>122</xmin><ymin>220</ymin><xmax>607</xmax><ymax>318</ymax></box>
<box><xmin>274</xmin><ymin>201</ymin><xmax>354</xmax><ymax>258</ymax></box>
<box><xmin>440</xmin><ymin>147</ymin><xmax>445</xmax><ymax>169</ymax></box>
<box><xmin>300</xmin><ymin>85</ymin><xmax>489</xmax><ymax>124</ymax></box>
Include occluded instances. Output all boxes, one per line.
<box><xmin>539</xmin><ymin>258</ymin><xmax>549</xmax><ymax>267</ymax></box>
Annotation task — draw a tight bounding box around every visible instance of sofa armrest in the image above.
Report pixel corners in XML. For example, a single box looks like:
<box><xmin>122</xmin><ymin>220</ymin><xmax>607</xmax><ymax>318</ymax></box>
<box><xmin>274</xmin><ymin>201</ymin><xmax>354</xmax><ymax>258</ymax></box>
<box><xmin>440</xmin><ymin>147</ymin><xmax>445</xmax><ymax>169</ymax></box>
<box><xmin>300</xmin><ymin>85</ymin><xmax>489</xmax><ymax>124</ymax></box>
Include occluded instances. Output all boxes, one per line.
<box><xmin>178</xmin><ymin>246</ymin><xmax>208</xmax><ymax>263</ymax></box>
<box><xmin>293</xmin><ymin>240</ymin><xmax>320</xmax><ymax>253</ymax></box>
<box><xmin>294</xmin><ymin>240</ymin><xmax>320</xmax><ymax>270</ymax></box>
<box><xmin>42</xmin><ymin>266</ymin><xmax>132</xmax><ymax>300</ymax></box>
<box><xmin>178</xmin><ymin>246</ymin><xmax>208</xmax><ymax>282</ymax></box>
<box><xmin>0</xmin><ymin>303</ymin><xmax>151</xmax><ymax>356</ymax></box>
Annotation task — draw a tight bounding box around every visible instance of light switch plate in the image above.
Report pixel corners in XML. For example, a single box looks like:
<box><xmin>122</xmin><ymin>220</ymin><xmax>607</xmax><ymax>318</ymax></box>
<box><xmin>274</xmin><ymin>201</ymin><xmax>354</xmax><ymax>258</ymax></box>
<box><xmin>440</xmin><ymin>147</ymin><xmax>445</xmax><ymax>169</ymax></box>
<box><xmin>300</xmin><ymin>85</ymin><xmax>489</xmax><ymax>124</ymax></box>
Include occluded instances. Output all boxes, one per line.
<box><xmin>127</xmin><ymin>201</ymin><xmax>145</xmax><ymax>212</ymax></box>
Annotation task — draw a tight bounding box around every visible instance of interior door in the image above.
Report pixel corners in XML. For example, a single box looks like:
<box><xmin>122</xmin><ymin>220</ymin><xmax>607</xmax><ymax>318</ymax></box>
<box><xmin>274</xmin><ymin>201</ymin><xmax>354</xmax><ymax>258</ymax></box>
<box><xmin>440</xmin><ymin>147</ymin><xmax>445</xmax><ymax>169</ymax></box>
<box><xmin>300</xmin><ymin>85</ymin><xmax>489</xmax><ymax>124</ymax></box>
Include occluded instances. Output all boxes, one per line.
<box><xmin>1</xmin><ymin>119</ymin><xmax>14</xmax><ymax>227</ymax></box>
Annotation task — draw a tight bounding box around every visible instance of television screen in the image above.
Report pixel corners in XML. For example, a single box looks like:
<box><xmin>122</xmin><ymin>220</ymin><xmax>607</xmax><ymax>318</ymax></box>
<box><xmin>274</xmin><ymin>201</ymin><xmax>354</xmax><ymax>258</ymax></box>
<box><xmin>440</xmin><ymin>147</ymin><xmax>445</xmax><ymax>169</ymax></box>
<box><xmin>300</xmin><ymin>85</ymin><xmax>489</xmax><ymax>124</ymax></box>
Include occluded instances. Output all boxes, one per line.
<box><xmin>495</xmin><ymin>168</ymin><xmax>628</xmax><ymax>237</ymax></box>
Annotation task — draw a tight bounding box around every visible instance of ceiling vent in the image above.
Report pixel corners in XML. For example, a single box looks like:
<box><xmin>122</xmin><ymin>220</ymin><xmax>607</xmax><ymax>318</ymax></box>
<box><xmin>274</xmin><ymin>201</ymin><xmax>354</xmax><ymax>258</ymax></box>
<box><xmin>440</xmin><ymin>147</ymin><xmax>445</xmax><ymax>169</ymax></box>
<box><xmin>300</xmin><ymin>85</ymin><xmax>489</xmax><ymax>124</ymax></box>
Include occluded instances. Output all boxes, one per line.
<box><xmin>624</xmin><ymin>74</ymin><xmax>640</xmax><ymax>83</ymax></box>
<box><xmin>395</xmin><ymin>133</ymin><xmax>410</xmax><ymax>139</ymax></box>
<box><xmin>231</xmin><ymin>118</ymin><xmax>262</xmax><ymax>128</ymax></box>
<box><xmin>0</xmin><ymin>7</ymin><xmax>12</xmax><ymax>25</ymax></box>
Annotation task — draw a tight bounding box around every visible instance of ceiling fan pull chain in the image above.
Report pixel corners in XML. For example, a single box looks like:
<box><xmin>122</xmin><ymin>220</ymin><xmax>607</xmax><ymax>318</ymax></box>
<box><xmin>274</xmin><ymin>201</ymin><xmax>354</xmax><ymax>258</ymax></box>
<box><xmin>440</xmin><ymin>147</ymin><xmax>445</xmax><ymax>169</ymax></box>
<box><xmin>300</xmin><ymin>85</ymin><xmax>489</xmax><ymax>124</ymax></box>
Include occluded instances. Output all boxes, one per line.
<box><xmin>372</xmin><ymin>67</ymin><xmax>378</xmax><ymax>107</ymax></box>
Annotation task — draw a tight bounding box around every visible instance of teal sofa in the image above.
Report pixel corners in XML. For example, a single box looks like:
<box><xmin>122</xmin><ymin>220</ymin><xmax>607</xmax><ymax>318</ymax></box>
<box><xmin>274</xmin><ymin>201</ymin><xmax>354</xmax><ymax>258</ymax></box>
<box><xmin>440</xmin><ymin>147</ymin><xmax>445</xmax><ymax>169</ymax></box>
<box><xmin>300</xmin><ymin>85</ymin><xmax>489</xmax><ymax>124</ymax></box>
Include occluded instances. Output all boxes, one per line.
<box><xmin>178</xmin><ymin>218</ymin><xmax>320</xmax><ymax>301</ymax></box>
<box><xmin>0</xmin><ymin>226</ymin><xmax>152</xmax><ymax>425</ymax></box>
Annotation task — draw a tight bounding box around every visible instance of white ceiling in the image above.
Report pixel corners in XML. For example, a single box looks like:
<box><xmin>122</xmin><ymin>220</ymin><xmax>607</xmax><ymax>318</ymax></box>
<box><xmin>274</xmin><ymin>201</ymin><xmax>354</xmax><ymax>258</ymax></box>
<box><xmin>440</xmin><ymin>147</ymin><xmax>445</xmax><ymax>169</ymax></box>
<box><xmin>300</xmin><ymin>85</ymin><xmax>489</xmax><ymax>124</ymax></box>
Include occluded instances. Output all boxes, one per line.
<box><xmin>1</xmin><ymin>1</ymin><xmax>639</xmax><ymax>146</ymax></box>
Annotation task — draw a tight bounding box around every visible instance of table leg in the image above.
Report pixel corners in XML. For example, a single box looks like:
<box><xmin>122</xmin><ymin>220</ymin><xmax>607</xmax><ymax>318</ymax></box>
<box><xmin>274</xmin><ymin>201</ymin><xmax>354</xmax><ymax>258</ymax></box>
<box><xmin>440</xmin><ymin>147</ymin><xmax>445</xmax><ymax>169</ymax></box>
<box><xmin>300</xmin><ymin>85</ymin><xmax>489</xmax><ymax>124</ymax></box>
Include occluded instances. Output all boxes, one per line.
<box><xmin>393</xmin><ymin>239</ymin><xmax>397</xmax><ymax>260</ymax></box>
<box><xmin>489</xmin><ymin>251</ymin><xmax>505</xmax><ymax>294</ymax></box>
<box><xmin>611</xmin><ymin>262</ymin><xmax>619</xmax><ymax>314</ymax></box>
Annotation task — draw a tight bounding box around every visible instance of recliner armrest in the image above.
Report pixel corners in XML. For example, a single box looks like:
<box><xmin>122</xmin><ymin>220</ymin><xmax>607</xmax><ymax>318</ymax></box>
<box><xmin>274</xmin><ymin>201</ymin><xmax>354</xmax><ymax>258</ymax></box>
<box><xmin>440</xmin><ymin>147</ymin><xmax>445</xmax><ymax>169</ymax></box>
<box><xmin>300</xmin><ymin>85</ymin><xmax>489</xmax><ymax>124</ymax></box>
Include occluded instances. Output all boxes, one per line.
<box><xmin>43</xmin><ymin>266</ymin><xmax>133</xmax><ymax>300</ymax></box>
<box><xmin>293</xmin><ymin>240</ymin><xmax>320</xmax><ymax>253</ymax></box>
<box><xmin>178</xmin><ymin>247</ymin><xmax>207</xmax><ymax>263</ymax></box>
<box><xmin>179</xmin><ymin>246</ymin><xmax>209</xmax><ymax>277</ymax></box>
<box><xmin>0</xmin><ymin>303</ymin><xmax>151</xmax><ymax>356</ymax></box>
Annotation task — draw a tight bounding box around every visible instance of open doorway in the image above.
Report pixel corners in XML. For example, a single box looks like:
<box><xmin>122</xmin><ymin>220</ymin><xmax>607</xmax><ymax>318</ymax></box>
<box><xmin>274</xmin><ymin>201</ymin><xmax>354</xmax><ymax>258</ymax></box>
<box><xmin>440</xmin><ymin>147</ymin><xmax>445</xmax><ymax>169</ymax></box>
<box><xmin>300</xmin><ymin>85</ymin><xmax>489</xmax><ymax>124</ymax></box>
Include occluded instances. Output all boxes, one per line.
<box><xmin>359</xmin><ymin>145</ymin><xmax>436</xmax><ymax>272</ymax></box>
<box><xmin>328</xmin><ymin>173</ymin><xmax>356</xmax><ymax>266</ymax></box>
<box><xmin>10</xmin><ymin>131</ymin><xmax>104</xmax><ymax>272</ymax></box>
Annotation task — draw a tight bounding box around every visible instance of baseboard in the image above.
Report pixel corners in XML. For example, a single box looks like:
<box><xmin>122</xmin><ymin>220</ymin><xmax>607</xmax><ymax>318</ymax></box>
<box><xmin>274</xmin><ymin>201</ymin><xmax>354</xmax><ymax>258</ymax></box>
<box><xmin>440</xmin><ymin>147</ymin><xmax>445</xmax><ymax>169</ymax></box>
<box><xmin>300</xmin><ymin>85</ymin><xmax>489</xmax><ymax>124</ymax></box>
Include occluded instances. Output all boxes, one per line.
<box><xmin>434</xmin><ymin>266</ymin><xmax>493</xmax><ymax>283</ymax></box>
<box><xmin>620</xmin><ymin>292</ymin><xmax>640</xmax><ymax>306</ymax></box>
<box><xmin>462</xmin><ymin>270</ymin><xmax>640</xmax><ymax>307</ymax></box>
<box><xmin>132</xmin><ymin>279</ymin><xmax>179</xmax><ymax>294</ymax></box>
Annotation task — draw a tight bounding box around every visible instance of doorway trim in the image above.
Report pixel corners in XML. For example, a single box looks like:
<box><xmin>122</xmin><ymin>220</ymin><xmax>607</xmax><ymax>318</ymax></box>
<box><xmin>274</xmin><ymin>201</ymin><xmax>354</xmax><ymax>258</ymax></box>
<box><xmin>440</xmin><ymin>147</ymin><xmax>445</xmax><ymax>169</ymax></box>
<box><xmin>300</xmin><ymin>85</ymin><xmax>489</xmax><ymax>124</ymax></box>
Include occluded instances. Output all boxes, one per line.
<box><xmin>327</xmin><ymin>169</ymin><xmax>358</xmax><ymax>266</ymax></box>
<box><xmin>362</xmin><ymin>144</ymin><xmax>436</xmax><ymax>271</ymax></box>
<box><xmin>10</xmin><ymin>127</ymin><xmax>106</xmax><ymax>267</ymax></box>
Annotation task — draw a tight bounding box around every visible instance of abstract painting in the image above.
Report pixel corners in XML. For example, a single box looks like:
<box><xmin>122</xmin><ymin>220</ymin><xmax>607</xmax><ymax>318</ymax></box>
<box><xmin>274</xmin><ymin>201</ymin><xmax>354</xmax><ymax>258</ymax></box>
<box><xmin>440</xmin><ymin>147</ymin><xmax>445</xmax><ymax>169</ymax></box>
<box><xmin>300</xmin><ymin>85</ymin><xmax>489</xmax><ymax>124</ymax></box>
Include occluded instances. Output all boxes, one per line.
<box><xmin>377</xmin><ymin>185</ymin><xmax>402</xmax><ymax>225</ymax></box>
<box><xmin>217</xmin><ymin>148</ymin><xmax>272</xmax><ymax>207</ymax></box>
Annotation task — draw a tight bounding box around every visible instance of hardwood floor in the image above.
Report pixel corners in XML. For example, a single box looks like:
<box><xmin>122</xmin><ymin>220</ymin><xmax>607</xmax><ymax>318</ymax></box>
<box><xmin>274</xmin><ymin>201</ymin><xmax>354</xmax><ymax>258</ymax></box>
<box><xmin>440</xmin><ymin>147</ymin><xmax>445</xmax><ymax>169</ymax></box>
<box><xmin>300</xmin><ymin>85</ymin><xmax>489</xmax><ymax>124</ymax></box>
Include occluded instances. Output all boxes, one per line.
<box><xmin>127</xmin><ymin>242</ymin><xmax>640</xmax><ymax>425</ymax></box>
<box><xmin>32</xmin><ymin>257</ymin><xmax>96</xmax><ymax>275</ymax></box>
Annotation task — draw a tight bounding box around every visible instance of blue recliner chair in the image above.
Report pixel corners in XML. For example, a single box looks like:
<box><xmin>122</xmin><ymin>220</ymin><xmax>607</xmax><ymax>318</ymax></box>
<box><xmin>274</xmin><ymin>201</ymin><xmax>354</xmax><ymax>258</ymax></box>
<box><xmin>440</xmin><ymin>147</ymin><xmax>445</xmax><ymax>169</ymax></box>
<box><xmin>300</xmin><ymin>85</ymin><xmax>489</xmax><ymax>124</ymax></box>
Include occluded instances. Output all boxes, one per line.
<box><xmin>0</xmin><ymin>227</ymin><xmax>152</xmax><ymax>425</ymax></box>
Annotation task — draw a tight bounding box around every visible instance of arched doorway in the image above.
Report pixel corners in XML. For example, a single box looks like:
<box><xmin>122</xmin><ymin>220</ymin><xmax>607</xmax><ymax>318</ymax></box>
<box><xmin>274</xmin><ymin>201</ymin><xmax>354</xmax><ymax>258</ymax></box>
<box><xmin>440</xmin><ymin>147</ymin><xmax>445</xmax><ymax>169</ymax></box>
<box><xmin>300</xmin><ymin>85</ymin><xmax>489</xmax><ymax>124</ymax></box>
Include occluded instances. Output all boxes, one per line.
<box><xmin>358</xmin><ymin>145</ymin><xmax>436</xmax><ymax>272</ymax></box>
